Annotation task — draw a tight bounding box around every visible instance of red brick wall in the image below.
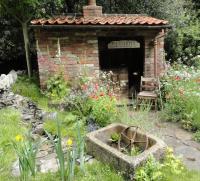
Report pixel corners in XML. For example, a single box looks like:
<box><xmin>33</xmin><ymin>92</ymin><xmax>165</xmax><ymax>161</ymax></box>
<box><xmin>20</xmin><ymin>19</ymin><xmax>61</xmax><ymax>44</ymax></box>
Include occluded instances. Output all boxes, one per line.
<box><xmin>35</xmin><ymin>30</ymin><xmax>99</xmax><ymax>87</ymax></box>
<box><xmin>144</xmin><ymin>32</ymin><xmax>166</xmax><ymax>77</ymax></box>
<box><xmin>34</xmin><ymin>29</ymin><xmax>166</xmax><ymax>87</ymax></box>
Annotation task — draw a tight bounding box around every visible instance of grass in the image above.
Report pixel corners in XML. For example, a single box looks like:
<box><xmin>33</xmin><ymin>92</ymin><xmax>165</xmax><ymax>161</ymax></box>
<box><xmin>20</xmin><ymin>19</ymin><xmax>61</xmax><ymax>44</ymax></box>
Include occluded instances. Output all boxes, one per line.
<box><xmin>0</xmin><ymin>108</ymin><xmax>123</xmax><ymax>181</ymax></box>
<box><xmin>0</xmin><ymin>108</ymin><xmax>26</xmax><ymax>181</ymax></box>
<box><xmin>74</xmin><ymin>161</ymin><xmax>124</xmax><ymax>181</ymax></box>
<box><xmin>7</xmin><ymin>75</ymin><xmax>200</xmax><ymax>181</ymax></box>
<box><xmin>44</xmin><ymin>112</ymin><xmax>85</xmax><ymax>138</ymax></box>
<box><xmin>163</xmin><ymin>169</ymin><xmax>200</xmax><ymax>181</ymax></box>
<box><xmin>118</xmin><ymin>104</ymin><xmax>160</xmax><ymax>133</ymax></box>
<box><xmin>12</xmin><ymin>75</ymin><xmax>49</xmax><ymax>110</ymax></box>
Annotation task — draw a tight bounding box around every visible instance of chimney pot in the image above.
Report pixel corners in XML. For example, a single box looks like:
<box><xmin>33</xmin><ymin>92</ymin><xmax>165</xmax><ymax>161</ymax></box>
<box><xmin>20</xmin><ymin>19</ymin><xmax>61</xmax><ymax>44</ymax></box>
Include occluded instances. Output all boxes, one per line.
<box><xmin>83</xmin><ymin>0</ymin><xmax>102</xmax><ymax>17</ymax></box>
<box><xmin>89</xmin><ymin>0</ymin><xmax>96</xmax><ymax>5</ymax></box>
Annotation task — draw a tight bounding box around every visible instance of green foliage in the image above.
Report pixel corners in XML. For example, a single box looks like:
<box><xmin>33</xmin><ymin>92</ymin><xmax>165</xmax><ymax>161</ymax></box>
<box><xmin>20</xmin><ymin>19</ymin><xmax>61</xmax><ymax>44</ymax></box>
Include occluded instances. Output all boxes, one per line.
<box><xmin>161</xmin><ymin>148</ymin><xmax>185</xmax><ymax>175</ymax></box>
<box><xmin>65</xmin><ymin>71</ymin><xmax>119</xmax><ymax>126</ymax></box>
<box><xmin>0</xmin><ymin>17</ymin><xmax>24</xmax><ymax>62</ymax></box>
<box><xmin>193</xmin><ymin>131</ymin><xmax>200</xmax><ymax>142</ymax></box>
<box><xmin>130</xmin><ymin>146</ymin><xmax>141</xmax><ymax>156</ymax></box>
<box><xmin>0</xmin><ymin>108</ymin><xmax>25</xmax><ymax>147</ymax></box>
<box><xmin>46</xmin><ymin>119</ymin><xmax>65</xmax><ymax>181</ymax></box>
<box><xmin>135</xmin><ymin>155</ymin><xmax>163</xmax><ymax>181</ymax></box>
<box><xmin>46</xmin><ymin>118</ymin><xmax>86</xmax><ymax>181</ymax></box>
<box><xmin>161</xmin><ymin>64</ymin><xmax>200</xmax><ymax>131</ymax></box>
<box><xmin>75</xmin><ymin>161</ymin><xmax>124</xmax><ymax>181</ymax></box>
<box><xmin>166</xmin><ymin>20</ymin><xmax>200</xmax><ymax>65</ymax></box>
<box><xmin>0</xmin><ymin>108</ymin><xmax>26</xmax><ymax>180</ymax></box>
<box><xmin>45</xmin><ymin>73</ymin><xmax>70</xmax><ymax>101</ymax></box>
<box><xmin>64</xmin><ymin>89</ymin><xmax>91</xmax><ymax>117</ymax></box>
<box><xmin>12</xmin><ymin>132</ymin><xmax>40</xmax><ymax>180</ymax></box>
<box><xmin>110</xmin><ymin>132</ymin><xmax>121</xmax><ymax>143</ymax></box>
<box><xmin>90</xmin><ymin>94</ymin><xmax>118</xmax><ymax>126</ymax></box>
<box><xmin>44</xmin><ymin>112</ymin><xmax>83</xmax><ymax>138</ymax></box>
<box><xmin>12</xmin><ymin>75</ymin><xmax>49</xmax><ymax>109</ymax></box>
<box><xmin>135</xmin><ymin>148</ymin><xmax>185</xmax><ymax>181</ymax></box>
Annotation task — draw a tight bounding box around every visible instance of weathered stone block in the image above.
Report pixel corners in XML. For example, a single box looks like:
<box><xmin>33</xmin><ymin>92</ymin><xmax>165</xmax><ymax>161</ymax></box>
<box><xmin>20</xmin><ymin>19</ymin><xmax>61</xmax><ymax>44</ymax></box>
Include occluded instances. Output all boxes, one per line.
<box><xmin>86</xmin><ymin>123</ymin><xmax>167</xmax><ymax>176</ymax></box>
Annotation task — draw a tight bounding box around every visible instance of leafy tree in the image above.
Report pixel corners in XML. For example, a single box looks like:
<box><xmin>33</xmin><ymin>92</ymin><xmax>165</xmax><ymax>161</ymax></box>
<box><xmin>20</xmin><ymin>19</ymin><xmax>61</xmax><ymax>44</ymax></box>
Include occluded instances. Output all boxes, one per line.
<box><xmin>0</xmin><ymin>0</ymin><xmax>40</xmax><ymax>77</ymax></box>
<box><xmin>0</xmin><ymin>0</ymin><xmax>64</xmax><ymax>77</ymax></box>
<box><xmin>0</xmin><ymin>16</ymin><xmax>24</xmax><ymax>62</ymax></box>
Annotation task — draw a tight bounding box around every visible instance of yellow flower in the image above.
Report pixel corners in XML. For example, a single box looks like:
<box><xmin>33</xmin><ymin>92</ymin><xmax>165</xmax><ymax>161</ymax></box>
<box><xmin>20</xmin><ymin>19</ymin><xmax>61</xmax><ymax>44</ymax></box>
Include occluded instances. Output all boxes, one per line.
<box><xmin>15</xmin><ymin>135</ymin><xmax>23</xmax><ymax>142</ymax></box>
<box><xmin>66</xmin><ymin>138</ymin><xmax>73</xmax><ymax>147</ymax></box>
<box><xmin>167</xmin><ymin>147</ymin><xmax>174</xmax><ymax>154</ymax></box>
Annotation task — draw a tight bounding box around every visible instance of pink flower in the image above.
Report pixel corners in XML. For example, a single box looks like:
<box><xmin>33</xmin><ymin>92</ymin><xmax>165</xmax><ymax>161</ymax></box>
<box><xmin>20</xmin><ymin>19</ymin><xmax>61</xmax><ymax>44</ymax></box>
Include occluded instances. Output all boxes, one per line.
<box><xmin>94</xmin><ymin>83</ymin><xmax>99</xmax><ymax>90</ymax></box>
<box><xmin>81</xmin><ymin>84</ymin><xmax>87</xmax><ymax>90</ymax></box>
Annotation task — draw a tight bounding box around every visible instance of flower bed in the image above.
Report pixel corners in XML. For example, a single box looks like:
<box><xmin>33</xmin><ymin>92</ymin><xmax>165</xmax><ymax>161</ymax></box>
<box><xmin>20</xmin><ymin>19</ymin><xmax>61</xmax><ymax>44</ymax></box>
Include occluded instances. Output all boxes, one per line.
<box><xmin>161</xmin><ymin>64</ymin><xmax>200</xmax><ymax>132</ymax></box>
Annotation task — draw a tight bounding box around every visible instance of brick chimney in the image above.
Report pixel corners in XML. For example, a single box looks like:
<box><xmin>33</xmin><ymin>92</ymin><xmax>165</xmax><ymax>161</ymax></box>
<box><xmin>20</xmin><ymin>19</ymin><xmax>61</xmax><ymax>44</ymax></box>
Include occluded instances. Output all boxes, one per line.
<box><xmin>83</xmin><ymin>0</ymin><xmax>102</xmax><ymax>17</ymax></box>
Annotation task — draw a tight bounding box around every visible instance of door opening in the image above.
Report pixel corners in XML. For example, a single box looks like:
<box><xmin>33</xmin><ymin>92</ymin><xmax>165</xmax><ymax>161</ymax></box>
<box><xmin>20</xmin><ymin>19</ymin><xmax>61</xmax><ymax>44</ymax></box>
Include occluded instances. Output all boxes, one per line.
<box><xmin>98</xmin><ymin>37</ymin><xmax>144</xmax><ymax>98</ymax></box>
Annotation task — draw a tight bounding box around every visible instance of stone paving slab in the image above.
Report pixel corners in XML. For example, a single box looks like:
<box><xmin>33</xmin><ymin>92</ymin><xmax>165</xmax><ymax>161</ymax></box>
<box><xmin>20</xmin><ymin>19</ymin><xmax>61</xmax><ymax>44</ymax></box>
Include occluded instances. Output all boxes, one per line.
<box><xmin>151</xmin><ymin>121</ymin><xmax>200</xmax><ymax>171</ymax></box>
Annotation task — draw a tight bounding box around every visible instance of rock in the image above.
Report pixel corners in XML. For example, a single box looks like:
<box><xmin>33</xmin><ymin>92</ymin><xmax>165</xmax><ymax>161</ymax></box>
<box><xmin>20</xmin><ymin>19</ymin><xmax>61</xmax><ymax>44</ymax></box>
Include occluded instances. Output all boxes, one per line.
<box><xmin>11</xmin><ymin>160</ymin><xmax>20</xmax><ymax>177</ymax></box>
<box><xmin>43</xmin><ymin>112</ymin><xmax>58</xmax><ymax>120</ymax></box>
<box><xmin>0</xmin><ymin>71</ymin><xmax>17</xmax><ymax>90</ymax></box>
<box><xmin>9</xmin><ymin>70</ymin><xmax>18</xmax><ymax>82</ymax></box>
<box><xmin>0</xmin><ymin>75</ymin><xmax>9</xmax><ymax>90</ymax></box>
<box><xmin>39</xmin><ymin>154</ymin><xmax>59</xmax><ymax>173</ymax></box>
<box><xmin>22</xmin><ymin>114</ymin><xmax>33</xmax><ymax>121</ymax></box>
<box><xmin>76</xmin><ymin>155</ymin><xmax>94</xmax><ymax>164</ymax></box>
<box><xmin>87</xmin><ymin>118</ymin><xmax>100</xmax><ymax>132</ymax></box>
<box><xmin>16</xmin><ymin>70</ymin><xmax>26</xmax><ymax>75</ymax></box>
<box><xmin>33</xmin><ymin>124</ymin><xmax>45</xmax><ymax>135</ymax></box>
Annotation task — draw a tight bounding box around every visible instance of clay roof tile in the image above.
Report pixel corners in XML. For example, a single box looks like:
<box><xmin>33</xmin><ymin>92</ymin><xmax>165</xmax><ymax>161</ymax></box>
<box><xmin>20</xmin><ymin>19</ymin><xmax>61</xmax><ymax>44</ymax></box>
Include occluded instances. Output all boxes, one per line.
<box><xmin>31</xmin><ymin>15</ymin><xmax>169</xmax><ymax>26</ymax></box>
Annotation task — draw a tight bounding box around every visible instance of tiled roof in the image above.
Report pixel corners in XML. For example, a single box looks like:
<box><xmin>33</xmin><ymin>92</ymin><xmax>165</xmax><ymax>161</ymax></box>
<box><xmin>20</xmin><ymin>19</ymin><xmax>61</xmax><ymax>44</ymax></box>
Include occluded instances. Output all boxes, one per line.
<box><xmin>31</xmin><ymin>15</ymin><xmax>169</xmax><ymax>26</ymax></box>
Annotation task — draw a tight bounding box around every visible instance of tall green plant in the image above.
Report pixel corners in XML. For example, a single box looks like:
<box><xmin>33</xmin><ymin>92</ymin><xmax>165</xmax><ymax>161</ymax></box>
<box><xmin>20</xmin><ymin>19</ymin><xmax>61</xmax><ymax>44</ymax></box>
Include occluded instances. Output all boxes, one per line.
<box><xmin>12</xmin><ymin>132</ymin><xmax>40</xmax><ymax>181</ymax></box>
<box><xmin>46</xmin><ymin>119</ymin><xmax>65</xmax><ymax>181</ymax></box>
<box><xmin>46</xmin><ymin>118</ymin><xmax>84</xmax><ymax>181</ymax></box>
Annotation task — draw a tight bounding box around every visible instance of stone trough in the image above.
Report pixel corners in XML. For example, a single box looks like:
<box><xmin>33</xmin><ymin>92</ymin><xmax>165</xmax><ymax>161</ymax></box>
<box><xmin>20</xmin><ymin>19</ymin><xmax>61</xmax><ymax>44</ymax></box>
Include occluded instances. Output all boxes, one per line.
<box><xmin>86</xmin><ymin>123</ymin><xmax>167</xmax><ymax>176</ymax></box>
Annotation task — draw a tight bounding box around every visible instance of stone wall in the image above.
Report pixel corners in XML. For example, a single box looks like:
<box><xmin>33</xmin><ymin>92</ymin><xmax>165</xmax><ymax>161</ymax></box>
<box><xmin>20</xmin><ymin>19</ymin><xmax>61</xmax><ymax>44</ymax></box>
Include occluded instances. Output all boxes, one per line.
<box><xmin>35</xmin><ymin>29</ymin><xmax>166</xmax><ymax>87</ymax></box>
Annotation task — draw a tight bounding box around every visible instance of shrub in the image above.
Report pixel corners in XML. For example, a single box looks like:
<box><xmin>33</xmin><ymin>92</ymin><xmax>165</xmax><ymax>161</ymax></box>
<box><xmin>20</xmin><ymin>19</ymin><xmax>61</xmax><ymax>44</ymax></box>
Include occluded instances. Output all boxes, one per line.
<box><xmin>45</xmin><ymin>73</ymin><xmax>70</xmax><ymax>101</ymax></box>
<box><xmin>193</xmin><ymin>131</ymin><xmax>200</xmax><ymax>142</ymax></box>
<box><xmin>135</xmin><ymin>155</ymin><xmax>163</xmax><ymax>181</ymax></box>
<box><xmin>135</xmin><ymin>148</ymin><xmax>185</xmax><ymax>181</ymax></box>
<box><xmin>64</xmin><ymin>88</ymin><xmax>92</xmax><ymax>117</ymax></box>
<box><xmin>43</xmin><ymin>112</ymin><xmax>84</xmax><ymax>138</ymax></box>
<box><xmin>64</xmin><ymin>71</ymin><xmax>119</xmax><ymax>126</ymax></box>
<box><xmin>161</xmin><ymin>64</ymin><xmax>200</xmax><ymax>131</ymax></box>
<box><xmin>90</xmin><ymin>92</ymin><xmax>118</xmax><ymax>126</ymax></box>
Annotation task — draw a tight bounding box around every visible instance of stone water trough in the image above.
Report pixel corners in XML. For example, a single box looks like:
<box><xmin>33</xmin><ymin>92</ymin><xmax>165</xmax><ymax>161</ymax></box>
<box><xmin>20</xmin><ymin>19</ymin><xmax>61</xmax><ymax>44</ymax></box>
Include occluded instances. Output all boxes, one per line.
<box><xmin>86</xmin><ymin>123</ymin><xmax>167</xmax><ymax>175</ymax></box>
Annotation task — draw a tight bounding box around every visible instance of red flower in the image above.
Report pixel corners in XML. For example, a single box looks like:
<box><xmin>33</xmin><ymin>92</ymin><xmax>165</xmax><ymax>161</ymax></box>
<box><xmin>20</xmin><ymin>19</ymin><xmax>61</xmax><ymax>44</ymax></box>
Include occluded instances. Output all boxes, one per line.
<box><xmin>108</xmin><ymin>93</ymin><xmax>113</xmax><ymax>97</ymax></box>
<box><xmin>89</xmin><ymin>94</ymin><xmax>99</xmax><ymax>100</ymax></box>
<box><xmin>99</xmin><ymin>92</ymin><xmax>104</xmax><ymax>96</ymax></box>
<box><xmin>174</xmin><ymin>76</ymin><xmax>181</xmax><ymax>81</ymax></box>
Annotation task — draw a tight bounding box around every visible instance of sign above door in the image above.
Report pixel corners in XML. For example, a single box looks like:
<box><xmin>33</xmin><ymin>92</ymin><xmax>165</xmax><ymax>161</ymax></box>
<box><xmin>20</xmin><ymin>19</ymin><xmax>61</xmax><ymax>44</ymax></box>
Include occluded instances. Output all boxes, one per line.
<box><xmin>108</xmin><ymin>40</ymin><xmax>140</xmax><ymax>49</ymax></box>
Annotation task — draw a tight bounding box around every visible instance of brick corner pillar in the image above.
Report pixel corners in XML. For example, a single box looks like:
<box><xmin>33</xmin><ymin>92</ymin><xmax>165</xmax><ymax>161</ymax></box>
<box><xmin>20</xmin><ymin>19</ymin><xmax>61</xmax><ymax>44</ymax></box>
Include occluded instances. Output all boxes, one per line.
<box><xmin>144</xmin><ymin>37</ymin><xmax>155</xmax><ymax>77</ymax></box>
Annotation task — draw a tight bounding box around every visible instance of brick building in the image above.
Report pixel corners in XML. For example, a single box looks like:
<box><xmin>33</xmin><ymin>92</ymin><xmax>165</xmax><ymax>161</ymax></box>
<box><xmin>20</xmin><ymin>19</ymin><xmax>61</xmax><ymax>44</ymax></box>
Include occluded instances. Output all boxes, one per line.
<box><xmin>31</xmin><ymin>0</ymin><xmax>171</xmax><ymax>95</ymax></box>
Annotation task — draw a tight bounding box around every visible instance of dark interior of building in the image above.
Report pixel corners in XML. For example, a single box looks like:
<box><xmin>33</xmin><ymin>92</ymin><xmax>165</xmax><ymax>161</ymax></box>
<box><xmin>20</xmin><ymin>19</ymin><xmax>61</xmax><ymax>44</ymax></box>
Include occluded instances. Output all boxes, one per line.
<box><xmin>98</xmin><ymin>37</ymin><xmax>144</xmax><ymax>97</ymax></box>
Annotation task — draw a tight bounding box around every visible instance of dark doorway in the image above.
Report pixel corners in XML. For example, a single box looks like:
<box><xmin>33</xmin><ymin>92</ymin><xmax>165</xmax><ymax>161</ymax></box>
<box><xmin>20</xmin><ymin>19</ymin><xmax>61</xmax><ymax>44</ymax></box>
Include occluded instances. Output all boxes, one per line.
<box><xmin>98</xmin><ymin>37</ymin><xmax>144</xmax><ymax>97</ymax></box>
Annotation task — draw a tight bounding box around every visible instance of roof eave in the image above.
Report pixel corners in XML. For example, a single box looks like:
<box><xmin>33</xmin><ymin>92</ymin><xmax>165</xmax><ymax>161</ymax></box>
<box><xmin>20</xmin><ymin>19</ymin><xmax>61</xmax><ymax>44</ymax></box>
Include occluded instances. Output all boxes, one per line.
<box><xmin>30</xmin><ymin>24</ymin><xmax>172</xmax><ymax>30</ymax></box>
